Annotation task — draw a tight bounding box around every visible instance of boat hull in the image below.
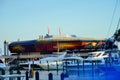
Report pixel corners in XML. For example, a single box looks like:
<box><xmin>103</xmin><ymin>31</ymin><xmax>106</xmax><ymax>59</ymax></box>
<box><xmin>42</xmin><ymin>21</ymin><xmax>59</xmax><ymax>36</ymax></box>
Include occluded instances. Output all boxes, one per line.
<box><xmin>63</xmin><ymin>63</ymin><xmax>105</xmax><ymax>71</ymax></box>
<box><xmin>39</xmin><ymin>62</ymin><xmax>63</xmax><ymax>70</ymax></box>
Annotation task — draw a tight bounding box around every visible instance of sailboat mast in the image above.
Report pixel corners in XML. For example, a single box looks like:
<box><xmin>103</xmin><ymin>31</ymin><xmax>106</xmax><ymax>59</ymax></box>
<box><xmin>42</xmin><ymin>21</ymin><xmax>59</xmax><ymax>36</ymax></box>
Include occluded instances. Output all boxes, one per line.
<box><xmin>116</xmin><ymin>18</ymin><xmax>120</xmax><ymax>31</ymax></box>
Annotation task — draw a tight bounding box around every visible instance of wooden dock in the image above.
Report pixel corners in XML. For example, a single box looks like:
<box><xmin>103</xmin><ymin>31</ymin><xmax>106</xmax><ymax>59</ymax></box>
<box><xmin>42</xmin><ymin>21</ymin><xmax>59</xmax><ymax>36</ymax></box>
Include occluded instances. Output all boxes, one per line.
<box><xmin>0</xmin><ymin>53</ymin><xmax>88</xmax><ymax>59</ymax></box>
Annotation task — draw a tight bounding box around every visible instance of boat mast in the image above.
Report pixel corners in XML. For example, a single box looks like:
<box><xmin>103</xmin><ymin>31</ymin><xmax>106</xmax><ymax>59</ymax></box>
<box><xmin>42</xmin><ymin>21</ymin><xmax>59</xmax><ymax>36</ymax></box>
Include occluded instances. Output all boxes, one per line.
<box><xmin>113</xmin><ymin>18</ymin><xmax>120</xmax><ymax>41</ymax></box>
<box><xmin>116</xmin><ymin>18</ymin><xmax>120</xmax><ymax>32</ymax></box>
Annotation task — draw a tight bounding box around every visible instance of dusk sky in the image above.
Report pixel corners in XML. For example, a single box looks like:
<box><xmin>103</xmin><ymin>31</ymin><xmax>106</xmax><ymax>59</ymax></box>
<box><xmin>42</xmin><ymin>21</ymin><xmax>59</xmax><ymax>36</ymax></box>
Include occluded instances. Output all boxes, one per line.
<box><xmin>0</xmin><ymin>0</ymin><xmax>120</xmax><ymax>54</ymax></box>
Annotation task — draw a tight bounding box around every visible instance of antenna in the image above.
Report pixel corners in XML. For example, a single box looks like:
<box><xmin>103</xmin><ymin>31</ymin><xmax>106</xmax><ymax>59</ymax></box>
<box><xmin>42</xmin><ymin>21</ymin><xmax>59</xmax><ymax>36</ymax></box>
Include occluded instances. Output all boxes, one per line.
<box><xmin>48</xmin><ymin>26</ymin><xmax>50</xmax><ymax>35</ymax></box>
<box><xmin>58</xmin><ymin>27</ymin><xmax>61</xmax><ymax>35</ymax></box>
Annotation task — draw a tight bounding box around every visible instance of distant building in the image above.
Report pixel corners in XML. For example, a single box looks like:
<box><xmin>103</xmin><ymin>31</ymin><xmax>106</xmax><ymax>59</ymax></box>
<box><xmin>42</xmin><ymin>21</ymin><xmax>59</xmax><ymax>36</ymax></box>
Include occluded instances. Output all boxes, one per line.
<box><xmin>8</xmin><ymin>34</ymin><xmax>117</xmax><ymax>55</ymax></box>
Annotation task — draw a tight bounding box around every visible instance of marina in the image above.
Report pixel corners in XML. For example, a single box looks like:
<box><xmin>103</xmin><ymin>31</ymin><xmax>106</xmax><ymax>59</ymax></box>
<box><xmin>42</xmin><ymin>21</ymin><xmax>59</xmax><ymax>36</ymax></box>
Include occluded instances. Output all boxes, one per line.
<box><xmin>0</xmin><ymin>49</ymin><xmax>120</xmax><ymax>80</ymax></box>
<box><xmin>0</xmin><ymin>62</ymin><xmax>120</xmax><ymax>80</ymax></box>
<box><xmin>1</xmin><ymin>1</ymin><xmax>120</xmax><ymax>80</ymax></box>
<box><xmin>1</xmin><ymin>34</ymin><xmax>120</xmax><ymax>80</ymax></box>
<box><xmin>1</xmin><ymin>35</ymin><xmax>120</xmax><ymax>80</ymax></box>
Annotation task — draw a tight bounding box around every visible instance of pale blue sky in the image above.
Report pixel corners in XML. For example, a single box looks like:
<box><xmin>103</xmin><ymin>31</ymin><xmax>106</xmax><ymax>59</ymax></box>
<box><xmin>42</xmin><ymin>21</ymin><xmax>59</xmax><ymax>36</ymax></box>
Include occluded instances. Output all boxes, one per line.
<box><xmin>0</xmin><ymin>0</ymin><xmax>120</xmax><ymax>54</ymax></box>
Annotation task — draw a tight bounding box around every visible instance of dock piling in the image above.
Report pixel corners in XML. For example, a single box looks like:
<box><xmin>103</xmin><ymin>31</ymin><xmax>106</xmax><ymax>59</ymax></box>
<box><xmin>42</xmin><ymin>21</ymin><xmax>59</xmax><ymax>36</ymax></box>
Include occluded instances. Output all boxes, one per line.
<box><xmin>48</xmin><ymin>73</ymin><xmax>53</xmax><ymax>80</ymax></box>
<box><xmin>35</xmin><ymin>71</ymin><xmax>39</xmax><ymax>80</ymax></box>
<box><xmin>25</xmin><ymin>71</ymin><xmax>29</xmax><ymax>80</ymax></box>
<box><xmin>61</xmin><ymin>72</ymin><xmax>69</xmax><ymax>80</ymax></box>
<box><xmin>47</xmin><ymin>61</ymin><xmax>49</xmax><ymax>71</ymax></box>
<box><xmin>0</xmin><ymin>68</ymin><xmax>5</xmax><ymax>75</ymax></box>
<box><xmin>17</xmin><ymin>70</ymin><xmax>21</xmax><ymax>80</ymax></box>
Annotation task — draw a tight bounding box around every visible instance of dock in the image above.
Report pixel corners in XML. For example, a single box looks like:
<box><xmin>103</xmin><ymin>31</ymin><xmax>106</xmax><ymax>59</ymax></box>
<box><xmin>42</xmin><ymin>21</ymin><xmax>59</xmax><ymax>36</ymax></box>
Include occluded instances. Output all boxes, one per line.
<box><xmin>0</xmin><ymin>53</ymin><xmax>88</xmax><ymax>59</ymax></box>
<box><xmin>0</xmin><ymin>74</ymin><xmax>25</xmax><ymax>80</ymax></box>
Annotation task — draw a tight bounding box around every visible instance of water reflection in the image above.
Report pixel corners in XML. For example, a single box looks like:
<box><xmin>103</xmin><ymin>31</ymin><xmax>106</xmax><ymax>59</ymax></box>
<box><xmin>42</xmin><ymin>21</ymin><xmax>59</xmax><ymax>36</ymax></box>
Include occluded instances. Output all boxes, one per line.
<box><xmin>64</xmin><ymin>66</ymin><xmax>120</xmax><ymax>80</ymax></box>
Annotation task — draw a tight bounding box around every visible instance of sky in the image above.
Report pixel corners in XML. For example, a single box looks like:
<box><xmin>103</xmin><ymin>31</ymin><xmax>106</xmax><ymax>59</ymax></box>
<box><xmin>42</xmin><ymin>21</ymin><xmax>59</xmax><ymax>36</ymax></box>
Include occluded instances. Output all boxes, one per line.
<box><xmin>0</xmin><ymin>0</ymin><xmax>120</xmax><ymax>54</ymax></box>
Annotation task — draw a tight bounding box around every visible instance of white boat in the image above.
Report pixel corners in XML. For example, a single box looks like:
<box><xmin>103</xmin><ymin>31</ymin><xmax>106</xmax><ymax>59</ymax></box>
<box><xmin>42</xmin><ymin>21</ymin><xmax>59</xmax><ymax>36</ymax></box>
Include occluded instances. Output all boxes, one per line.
<box><xmin>63</xmin><ymin>52</ymin><xmax>107</xmax><ymax>71</ymax></box>
<box><xmin>19</xmin><ymin>49</ymin><xmax>120</xmax><ymax>70</ymax></box>
<box><xmin>88</xmin><ymin>51</ymin><xmax>109</xmax><ymax>59</ymax></box>
<box><xmin>39</xmin><ymin>52</ymin><xmax>67</xmax><ymax>70</ymax></box>
<box><xmin>19</xmin><ymin>51</ymin><xmax>67</xmax><ymax>70</ymax></box>
<box><xmin>88</xmin><ymin>49</ymin><xmax>120</xmax><ymax>63</ymax></box>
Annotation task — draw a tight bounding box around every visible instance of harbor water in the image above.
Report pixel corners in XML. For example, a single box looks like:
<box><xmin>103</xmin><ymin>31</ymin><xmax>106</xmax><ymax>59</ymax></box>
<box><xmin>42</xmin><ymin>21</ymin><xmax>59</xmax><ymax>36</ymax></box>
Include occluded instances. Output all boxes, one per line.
<box><xmin>1</xmin><ymin>65</ymin><xmax>120</xmax><ymax>80</ymax></box>
<box><xmin>30</xmin><ymin>66</ymin><xmax>120</xmax><ymax>80</ymax></box>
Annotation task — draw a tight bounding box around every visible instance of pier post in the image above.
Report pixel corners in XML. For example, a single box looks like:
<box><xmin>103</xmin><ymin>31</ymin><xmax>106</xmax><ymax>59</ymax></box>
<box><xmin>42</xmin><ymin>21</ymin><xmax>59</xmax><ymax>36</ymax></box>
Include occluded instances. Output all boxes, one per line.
<box><xmin>25</xmin><ymin>71</ymin><xmax>29</xmax><ymax>80</ymax></box>
<box><xmin>56</xmin><ymin>61</ymin><xmax>58</xmax><ymax>70</ymax></box>
<box><xmin>61</xmin><ymin>72</ymin><xmax>69</xmax><ymax>80</ymax></box>
<box><xmin>0</xmin><ymin>68</ymin><xmax>5</xmax><ymax>75</ymax></box>
<box><xmin>2</xmin><ymin>69</ymin><xmax>5</xmax><ymax>75</ymax></box>
<box><xmin>91</xmin><ymin>61</ymin><xmax>94</xmax><ymax>78</ymax></box>
<box><xmin>83</xmin><ymin>60</ymin><xmax>84</xmax><ymax>71</ymax></box>
<box><xmin>35</xmin><ymin>71</ymin><xmax>39</xmax><ymax>80</ymax></box>
<box><xmin>9</xmin><ymin>69</ymin><xmax>13</xmax><ymax>80</ymax></box>
<box><xmin>17</xmin><ymin>70</ymin><xmax>21</xmax><ymax>80</ymax></box>
<box><xmin>92</xmin><ymin>61</ymin><xmax>94</xmax><ymax>71</ymax></box>
<box><xmin>62</xmin><ymin>61</ymin><xmax>64</xmax><ymax>71</ymax></box>
<box><xmin>96</xmin><ymin>60</ymin><xmax>99</xmax><ymax>68</ymax></box>
<box><xmin>56</xmin><ymin>61</ymin><xmax>59</xmax><ymax>75</ymax></box>
<box><xmin>48</xmin><ymin>73</ymin><xmax>53</xmax><ymax>80</ymax></box>
<box><xmin>77</xmin><ymin>60</ymin><xmax>80</xmax><ymax>76</ymax></box>
<box><xmin>105</xmin><ymin>58</ymin><xmax>107</xmax><ymax>67</ymax></box>
<box><xmin>61</xmin><ymin>72</ymin><xmax>64</xmax><ymax>80</ymax></box>
<box><xmin>47</xmin><ymin>61</ymin><xmax>49</xmax><ymax>71</ymax></box>
<box><xmin>65</xmin><ymin>61</ymin><xmax>68</xmax><ymax>72</ymax></box>
<box><xmin>77</xmin><ymin>60</ymin><xmax>79</xmax><ymax>70</ymax></box>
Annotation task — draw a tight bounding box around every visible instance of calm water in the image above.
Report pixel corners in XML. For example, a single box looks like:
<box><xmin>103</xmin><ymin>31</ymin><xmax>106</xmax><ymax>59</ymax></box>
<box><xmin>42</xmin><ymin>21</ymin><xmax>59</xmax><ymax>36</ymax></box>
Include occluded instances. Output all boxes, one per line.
<box><xmin>3</xmin><ymin>65</ymin><xmax>120</xmax><ymax>80</ymax></box>
<box><xmin>20</xmin><ymin>66</ymin><xmax>120</xmax><ymax>80</ymax></box>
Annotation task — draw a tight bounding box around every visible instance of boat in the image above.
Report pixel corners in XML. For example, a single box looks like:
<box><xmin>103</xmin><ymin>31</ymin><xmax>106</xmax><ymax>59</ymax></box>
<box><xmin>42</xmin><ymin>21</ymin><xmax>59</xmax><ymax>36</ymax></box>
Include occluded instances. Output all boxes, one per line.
<box><xmin>19</xmin><ymin>49</ymin><xmax>120</xmax><ymax>70</ymax></box>
<box><xmin>19</xmin><ymin>51</ymin><xmax>67</xmax><ymax>70</ymax></box>
<box><xmin>62</xmin><ymin>52</ymin><xmax>107</xmax><ymax>71</ymax></box>
<box><xmin>39</xmin><ymin>51</ymin><xmax>67</xmax><ymax>70</ymax></box>
<box><xmin>88</xmin><ymin>49</ymin><xmax>120</xmax><ymax>63</ymax></box>
<box><xmin>63</xmin><ymin>49</ymin><xmax>120</xmax><ymax>71</ymax></box>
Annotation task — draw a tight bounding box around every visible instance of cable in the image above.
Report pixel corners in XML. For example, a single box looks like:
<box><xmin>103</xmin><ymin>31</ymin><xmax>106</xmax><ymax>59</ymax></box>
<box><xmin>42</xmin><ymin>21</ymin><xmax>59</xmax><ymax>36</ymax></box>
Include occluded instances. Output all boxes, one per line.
<box><xmin>116</xmin><ymin>18</ymin><xmax>120</xmax><ymax>31</ymax></box>
<box><xmin>107</xmin><ymin>0</ymin><xmax>118</xmax><ymax>38</ymax></box>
